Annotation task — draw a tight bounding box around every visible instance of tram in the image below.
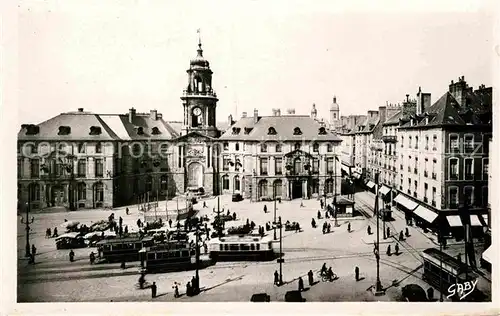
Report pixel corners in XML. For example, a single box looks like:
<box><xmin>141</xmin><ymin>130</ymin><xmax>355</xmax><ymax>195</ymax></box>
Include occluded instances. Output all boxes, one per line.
<box><xmin>143</xmin><ymin>241</ymin><xmax>195</xmax><ymax>273</ymax></box>
<box><xmin>208</xmin><ymin>235</ymin><xmax>275</xmax><ymax>262</ymax></box>
<box><xmin>421</xmin><ymin>248</ymin><xmax>485</xmax><ymax>301</ymax></box>
<box><xmin>96</xmin><ymin>236</ymin><xmax>154</xmax><ymax>263</ymax></box>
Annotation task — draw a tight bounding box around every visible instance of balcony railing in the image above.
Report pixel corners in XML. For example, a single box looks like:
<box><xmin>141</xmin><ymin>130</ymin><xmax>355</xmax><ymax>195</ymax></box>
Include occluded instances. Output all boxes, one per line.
<box><xmin>182</xmin><ymin>89</ymin><xmax>217</xmax><ymax>97</ymax></box>
<box><xmin>382</xmin><ymin>135</ymin><xmax>397</xmax><ymax>143</ymax></box>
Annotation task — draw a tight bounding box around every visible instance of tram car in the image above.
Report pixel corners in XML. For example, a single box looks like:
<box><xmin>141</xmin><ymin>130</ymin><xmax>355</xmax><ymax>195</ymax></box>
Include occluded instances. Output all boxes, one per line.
<box><xmin>421</xmin><ymin>248</ymin><xmax>486</xmax><ymax>301</ymax></box>
<box><xmin>208</xmin><ymin>235</ymin><xmax>275</xmax><ymax>262</ymax></box>
<box><xmin>143</xmin><ymin>241</ymin><xmax>195</xmax><ymax>273</ymax></box>
<box><xmin>96</xmin><ymin>236</ymin><xmax>154</xmax><ymax>263</ymax></box>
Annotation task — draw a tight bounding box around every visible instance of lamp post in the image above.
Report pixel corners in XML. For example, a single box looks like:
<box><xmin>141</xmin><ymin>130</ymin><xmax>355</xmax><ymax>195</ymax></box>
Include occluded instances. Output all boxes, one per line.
<box><xmin>276</xmin><ymin>217</ymin><xmax>284</xmax><ymax>285</ymax></box>
<box><xmin>273</xmin><ymin>184</ymin><xmax>277</xmax><ymax>240</ymax></box>
<box><xmin>374</xmin><ymin>172</ymin><xmax>384</xmax><ymax>295</ymax></box>
<box><xmin>195</xmin><ymin>221</ymin><xmax>201</xmax><ymax>293</ymax></box>
<box><xmin>23</xmin><ymin>182</ymin><xmax>36</xmax><ymax>257</ymax></box>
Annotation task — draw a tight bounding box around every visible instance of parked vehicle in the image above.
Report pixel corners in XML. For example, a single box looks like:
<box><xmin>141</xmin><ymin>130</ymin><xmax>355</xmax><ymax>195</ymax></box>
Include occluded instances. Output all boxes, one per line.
<box><xmin>232</xmin><ymin>193</ymin><xmax>243</xmax><ymax>202</ymax></box>
<box><xmin>401</xmin><ymin>284</ymin><xmax>428</xmax><ymax>302</ymax></box>
<box><xmin>55</xmin><ymin>232</ymin><xmax>86</xmax><ymax>250</ymax></box>
<box><xmin>250</xmin><ymin>293</ymin><xmax>270</xmax><ymax>302</ymax></box>
<box><xmin>284</xmin><ymin>290</ymin><xmax>305</xmax><ymax>302</ymax></box>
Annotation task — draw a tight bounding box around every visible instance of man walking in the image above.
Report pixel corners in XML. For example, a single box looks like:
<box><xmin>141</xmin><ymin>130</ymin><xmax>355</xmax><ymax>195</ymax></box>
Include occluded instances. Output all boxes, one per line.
<box><xmin>355</xmin><ymin>266</ymin><xmax>360</xmax><ymax>281</ymax></box>
<box><xmin>367</xmin><ymin>225</ymin><xmax>372</xmax><ymax>235</ymax></box>
<box><xmin>298</xmin><ymin>277</ymin><xmax>304</xmax><ymax>292</ymax></box>
<box><xmin>308</xmin><ymin>270</ymin><xmax>314</xmax><ymax>286</ymax></box>
<box><xmin>274</xmin><ymin>270</ymin><xmax>279</xmax><ymax>286</ymax></box>
<box><xmin>347</xmin><ymin>222</ymin><xmax>351</xmax><ymax>233</ymax></box>
<box><xmin>151</xmin><ymin>282</ymin><xmax>157</xmax><ymax>298</ymax></box>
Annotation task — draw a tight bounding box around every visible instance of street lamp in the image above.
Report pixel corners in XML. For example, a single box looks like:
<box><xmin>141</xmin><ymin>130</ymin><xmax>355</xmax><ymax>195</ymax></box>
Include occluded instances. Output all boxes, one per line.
<box><xmin>373</xmin><ymin>172</ymin><xmax>384</xmax><ymax>295</ymax></box>
<box><xmin>275</xmin><ymin>217</ymin><xmax>284</xmax><ymax>285</ymax></box>
<box><xmin>273</xmin><ymin>184</ymin><xmax>277</xmax><ymax>241</ymax></box>
<box><xmin>22</xmin><ymin>182</ymin><xmax>36</xmax><ymax>257</ymax></box>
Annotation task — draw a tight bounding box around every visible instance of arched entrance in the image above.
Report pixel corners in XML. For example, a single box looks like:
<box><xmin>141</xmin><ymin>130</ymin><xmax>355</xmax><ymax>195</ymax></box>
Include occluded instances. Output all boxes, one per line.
<box><xmin>93</xmin><ymin>182</ymin><xmax>104</xmax><ymax>208</ymax></box>
<box><xmin>273</xmin><ymin>179</ymin><xmax>282</xmax><ymax>197</ymax></box>
<box><xmin>233</xmin><ymin>175</ymin><xmax>240</xmax><ymax>192</ymax></box>
<box><xmin>258</xmin><ymin>179</ymin><xmax>268</xmax><ymax>200</ymax></box>
<box><xmin>187</xmin><ymin>162</ymin><xmax>204</xmax><ymax>188</ymax></box>
<box><xmin>292</xmin><ymin>180</ymin><xmax>302</xmax><ymax>199</ymax></box>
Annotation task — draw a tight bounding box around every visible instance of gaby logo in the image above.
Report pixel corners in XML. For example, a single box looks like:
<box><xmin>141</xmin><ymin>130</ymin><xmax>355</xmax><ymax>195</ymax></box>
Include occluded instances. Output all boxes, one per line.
<box><xmin>447</xmin><ymin>279</ymin><xmax>477</xmax><ymax>300</ymax></box>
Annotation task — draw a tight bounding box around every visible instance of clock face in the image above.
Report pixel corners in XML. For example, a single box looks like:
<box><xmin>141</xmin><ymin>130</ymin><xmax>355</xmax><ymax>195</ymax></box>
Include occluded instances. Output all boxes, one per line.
<box><xmin>193</xmin><ymin>107</ymin><xmax>202</xmax><ymax>116</ymax></box>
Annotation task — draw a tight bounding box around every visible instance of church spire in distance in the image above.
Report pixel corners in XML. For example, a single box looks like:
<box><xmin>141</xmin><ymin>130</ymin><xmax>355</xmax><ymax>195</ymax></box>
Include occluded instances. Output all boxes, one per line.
<box><xmin>197</xmin><ymin>28</ymin><xmax>203</xmax><ymax>57</ymax></box>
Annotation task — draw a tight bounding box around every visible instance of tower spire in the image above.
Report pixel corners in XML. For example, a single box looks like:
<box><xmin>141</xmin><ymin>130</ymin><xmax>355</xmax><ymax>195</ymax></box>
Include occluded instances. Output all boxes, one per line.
<box><xmin>197</xmin><ymin>28</ymin><xmax>203</xmax><ymax>56</ymax></box>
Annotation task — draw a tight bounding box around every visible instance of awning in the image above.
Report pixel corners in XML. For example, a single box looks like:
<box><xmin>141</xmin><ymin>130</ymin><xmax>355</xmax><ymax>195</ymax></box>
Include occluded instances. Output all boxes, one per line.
<box><xmin>353</xmin><ymin>172</ymin><xmax>361</xmax><ymax>179</ymax></box>
<box><xmin>470</xmin><ymin>215</ymin><xmax>483</xmax><ymax>227</ymax></box>
<box><xmin>447</xmin><ymin>215</ymin><xmax>463</xmax><ymax>227</ymax></box>
<box><xmin>341</xmin><ymin>164</ymin><xmax>350</xmax><ymax>172</ymax></box>
<box><xmin>378</xmin><ymin>185</ymin><xmax>391</xmax><ymax>196</ymax></box>
<box><xmin>365</xmin><ymin>181</ymin><xmax>375</xmax><ymax>189</ymax></box>
<box><xmin>413</xmin><ymin>205</ymin><xmax>438</xmax><ymax>224</ymax></box>
<box><xmin>393</xmin><ymin>194</ymin><xmax>419</xmax><ymax>211</ymax></box>
<box><xmin>482</xmin><ymin>246</ymin><xmax>492</xmax><ymax>264</ymax></box>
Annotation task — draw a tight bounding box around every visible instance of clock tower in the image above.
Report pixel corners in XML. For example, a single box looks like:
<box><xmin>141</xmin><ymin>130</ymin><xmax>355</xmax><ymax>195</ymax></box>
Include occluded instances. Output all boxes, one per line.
<box><xmin>180</xmin><ymin>38</ymin><xmax>219</xmax><ymax>138</ymax></box>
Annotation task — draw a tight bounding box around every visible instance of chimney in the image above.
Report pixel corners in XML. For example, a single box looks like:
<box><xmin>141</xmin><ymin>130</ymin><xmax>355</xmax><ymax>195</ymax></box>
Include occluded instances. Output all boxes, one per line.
<box><xmin>241</xmin><ymin>111</ymin><xmax>247</xmax><ymax>118</ymax></box>
<box><xmin>77</xmin><ymin>108</ymin><xmax>84</xmax><ymax>112</ymax></box>
<box><xmin>253</xmin><ymin>108</ymin><xmax>259</xmax><ymax>124</ymax></box>
<box><xmin>378</xmin><ymin>106</ymin><xmax>387</xmax><ymax>123</ymax></box>
<box><xmin>150</xmin><ymin>109</ymin><xmax>158</xmax><ymax>120</ymax></box>
<box><xmin>367</xmin><ymin>110</ymin><xmax>378</xmax><ymax>118</ymax></box>
<box><xmin>449</xmin><ymin>76</ymin><xmax>468</xmax><ymax>107</ymax></box>
<box><xmin>129</xmin><ymin>108</ymin><xmax>136</xmax><ymax>123</ymax></box>
<box><xmin>287</xmin><ymin>108</ymin><xmax>295</xmax><ymax>115</ymax></box>
<box><xmin>276</xmin><ymin>109</ymin><xmax>281</xmax><ymax>116</ymax></box>
<box><xmin>228</xmin><ymin>114</ymin><xmax>233</xmax><ymax>127</ymax></box>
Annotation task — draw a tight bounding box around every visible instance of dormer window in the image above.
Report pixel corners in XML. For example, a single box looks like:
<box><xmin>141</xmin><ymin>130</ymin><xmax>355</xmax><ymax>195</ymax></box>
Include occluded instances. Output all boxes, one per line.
<box><xmin>151</xmin><ymin>127</ymin><xmax>160</xmax><ymax>135</ymax></box>
<box><xmin>313</xmin><ymin>143</ymin><xmax>319</xmax><ymax>152</ymax></box>
<box><xmin>137</xmin><ymin>127</ymin><xmax>145</xmax><ymax>135</ymax></box>
<box><xmin>260</xmin><ymin>143</ymin><xmax>267</xmax><ymax>153</ymax></box>
<box><xmin>293</xmin><ymin>127</ymin><xmax>302</xmax><ymax>135</ymax></box>
<box><xmin>232</xmin><ymin>127</ymin><xmax>241</xmax><ymax>135</ymax></box>
<box><xmin>24</xmin><ymin>124</ymin><xmax>40</xmax><ymax>135</ymax></box>
<box><xmin>244</xmin><ymin>127</ymin><xmax>253</xmax><ymax>135</ymax></box>
<box><xmin>89</xmin><ymin>126</ymin><xmax>102</xmax><ymax>135</ymax></box>
<box><xmin>268</xmin><ymin>127</ymin><xmax>277</xmax><ymax>135</ymax></box>
<box><xmin>318</xmin><ymin>127</ymin><xmax>327</xmax><ymax>135</ymax></box>
<box><xmin>58</xmin><ymin>126</ymin><xmax>71</xmax><ymax>135</ymax></box>
<box><xmin>294</xmin><ymin>142</ymin><xmax>301</xmax><ymax>150</ymax></box>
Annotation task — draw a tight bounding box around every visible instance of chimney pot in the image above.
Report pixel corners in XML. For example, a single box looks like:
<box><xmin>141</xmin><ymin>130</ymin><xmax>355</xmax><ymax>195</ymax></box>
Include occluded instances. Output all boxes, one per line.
<box><xmin>241</xmin><ymin>111</ymin><xmax>247</xmax><ymax>118</ymax></box>
<box><xmin>150</xmin><ymin>109</ymin><xmax>158</xmax><ymax>120</ymax></box>
<box><xmin>78</xmin><ymin>108</ymin><xmax>84</xmax><ymax>112</ymax></box>
<box><xmin>129</xmin><ymin>108</ymin><xmax>136</xmax><ymax>123</ymax></box>
<box><xmin>254</xmin><ymin>109</ymin><xmax>259</xmax><ymax>124</ymax></box>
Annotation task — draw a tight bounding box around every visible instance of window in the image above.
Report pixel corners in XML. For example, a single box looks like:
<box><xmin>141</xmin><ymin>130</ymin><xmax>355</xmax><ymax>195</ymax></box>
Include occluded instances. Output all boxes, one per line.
<box><xmin>293</xmin><ymin>127</ymin><xmax>302</xmax><ymax>135</ymax></box>
<box><xmin>327</xmin><ymin>157</ymin><xmax>334</xmax><ymax>173</ymax></box>
<box><xmin>450</xmin><ymin>134</ymin><xmax>459</xmax><ymax>151</ymax></box>
<box><xmin>464</xmin><ymin>134</ymin><xmax>474</xmax><ymax>152</ymax></box>
<box><xmin>425</xmin><ymin>136</ymin><xmax>429</xmax><ymax>150</ymax></box>
<box><xmin>95</xmin><ymin>142</ymin><xmax>102</xmax><ymax>154</ymax></box>
<box><xmin>313</xmin><ymin>143</ymin><xmax>319</xmax><ymax>152</ymax></box>
<box><xmin>260</xmin><ymin>143</ymin><xmax>267</xmax><ymax>153</ymax></box>
<box><xmin>294</xmin><ymin>158</ymin><xmax>302</xmax><ymax>174</ymax></box>
<box><xmin>223</xmin><ymin>158</ymin><xmax>230</xmax><ymax>171</ymax></box>
<box><xmin>327</xmin><ymin>143</ymin><xmax>333</xmax><ymax>152</ymax></box>
<box><xmin>89</xmin><ymin>126</ymin><xmax>102</xmax><ymax>135</ymax></box>
<box><xmin>273</xmin><ymin>180</ymin><xmax>282</xmax><ymax>196</ymax></box>
<box><xmin>424</xmin><ymin>183</ymin><xmax>428</xmax><ymax>199</ymax></box>
<box><xmin>234</xmin><ymin>176</ymin><xmax>240</xmax><ymax>191</ymax></box>
<box><xmin>449</xmin><ymin>159</ymin><xmax>458</xmax><ymax>180</ymax></box>
<box><xmin>235</xmin><ymin>143</ymin><xmax>240</xmax><ymax>151</ymax></box>
<box><xmin>464</xmin><ymin>186</ymin><xmax>474</xmax><ymax>206</ymax></box>
<box><xmin>77</xmin><ymin>183</ymin><xmax>86</xmax><ymax>200</ymax></box>
<box><xmin>449</xmin><ymin>187</ymin><xmax>459</xmax><ymax>208</ymax></box>
<box><xmin>95</xmin><ymin>183</ymin><xmax>104</xmax><ymax>202</ymax></box>
<box><xmin>318</xmin><ymin>127</ymin><xmax>327</xmax><ymax>135</ymax></box>
<box><xmin>483</xmin><ymin>158</ymin><xmax>489</xmax><ymax>180</ymax></box>
<box><xmin>260</xmin><ymin>158</ymin><xmax>268</xmax><ymax>175</ymax></box>
<box><xmin>222</xmin><ymin>175</ymin><xmax>229</xmax><ymax>190</ymax></box>
<box><xmin>432</xmin><ymin>187</ymin><xmax>436</xmax><ymax>204</ymax></box>
<box><xmin>258</xmin><ymin>180</ymin><xmax>268</xmax><ymax>198</ymax></box>
<box><xmin>294</xmin><ymin>142</ymin><xmax>301</xmax><ymax>150</ymax></box>
<box><xmin>275</xmin><ymin>158</ymin><xmax>282</xmax><ymax>175</ymax></box>
<box><xmin>78</xmin><ymin>143</ymin><xmax>86</xmax><ymax>153</ymax></box>
<box><xmin>312</xmin><ymin>158</ymin><xmax>319</xmax><ymax>174</ymax></box>
<box><xmin>414</xmin><ymin>180</ymin><xmax>417</xmax><ymax>192</ymax></box>
<box><xmin>30</xmin><ymin>184</ymin><xmax>40</xmax><ymax>201</ymax></box>
<box><xmin>409</xmin><ymin>136</ymin><xmax>412</xmax><ymax>148</ymax></box>
<box><xmin>223</xmin><ymin>142</ymin><xmax>229</xmax><ymax>151</ymax></box>
<box><xmin>160</xmin><ymin>175</ymin><xmax>168</xmax><ymax>191</ymax></box>
<box><xmin>77</xmin><ymin>160</ymin><xmax>86</xmax><ymax>177</ymax></box>
<box><xmin>276</xmin><ymin>143</ymin><xmax>282</xmax><ymax>152</ymax></box>
<box><xmin>95</xmin><ymin>159</ymin><xmax>104</xmax><ymax>177</ymax></box>
<box><xmin>415</xmin><ymin>136</ymin><xmax>419</xmax><ymax>149</ymax></box>
<box><xmin>464</xmin><ymin>158</ymin><xmax>474</xmax><ymax>180</ymax></box>
<box><xmin>235</xmin><ymin>159</ymin><xmax>241</xmax><ymax>172</ymax></box>
<box><xmin>151</xmin><ymin>127</ymin><xmax>160</xmax><ymax>135</ymax></box>
<box><xmin>145</xmin><ymin>176</ymin><xmax>152</xmax><ymax>192</ymax></box>
<box><xmin>268</xmin><ymin>127</ymin><xmax>277</xmax><ymax>135</ymax></box>
<box><xmin>401</xmin><ymin>136</ymin><xmax>404</xmax><ymax>148</ymax></box>
<box><xmin>30</xmin><ymin>159</ymin><xmax>39</xmax><ymax>178</ymax></box>
<box><xmin>433</xmin><ymin>134</ymin><xmax>437</xmax><ymax>150</ymax></box>
<box><xmin>312</xmin><ymin>179</ymin><xmax>319</xmax><ymax>194</ymax></box>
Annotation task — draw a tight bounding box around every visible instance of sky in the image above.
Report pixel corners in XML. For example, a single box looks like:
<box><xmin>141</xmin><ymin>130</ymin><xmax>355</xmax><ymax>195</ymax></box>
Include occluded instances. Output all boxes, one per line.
<box><xmin>17</xmin><ymin>0</ymin><xmax>495</xmax><ymax>125</ymax></box>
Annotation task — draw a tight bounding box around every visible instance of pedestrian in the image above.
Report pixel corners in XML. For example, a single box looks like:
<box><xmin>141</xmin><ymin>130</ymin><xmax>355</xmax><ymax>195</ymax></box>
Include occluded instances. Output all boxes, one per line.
<box><xmin>137</xmin><ymin>219</ymin><xmax>141</xmax><ymax>228</ymax></box>
<box><xmin>53</xmin><ymin>227</ymin><xmax>58</xmax><ymax>237</ymax></box>
<box><xmin>325</xmin><ymin>211</ymin><xmax>330</xmax><ymax>219</ymax></box>
<box><xmin>69</xmin><ymin>249</ymin><xmax>75</xmax><ymax>262</ymax></box>
<box><xmin>274</xmin><ymin>270</ymin><xmax>279</xmax><ymax>286</ymax></box>
<box><xmin>124</xmin><ymin>225</ymin><xmax>128</xmax><ymax>235</ymax></box>
<box><xmin>28</xmin><ymin>253</ymin><xmax>34</xmax><ymax>264</ymax></box>
<box><xmin>375</xmin><ymin>250</ymin><xmax>380</xmax><ymax>262</ymax></box>
<box><xmin>191</xmin><ymin>276</ymin><xmax>197</xmax><ymax>293</ymax></box>
<box><xmin>322</xmin><ymin>222</ymin><xmax>326</xmax><ymax>234</ymax></box>
<box><xmin>295</xmin><ymin>223</ymin><xmax>300</xmax><ymax>233</ymax></box>
<box><xmin>186</xmin><ymin>282</ymin><xmax>192</xmax><ymax>297</ymax></box>
<box><xmin>278</xmin><ymin>216</ymin><xmax>282</xmax><ymax>224</ymax></box>
<box><xmin>126</xmin><ymin>207</ymin><xmax>129</xmax><ymax>215</ymax></box>
<box><xmin>405</xmin><ymin>227</ymin><xmax>410</xmax><ymax>237</ymax></box>
<box><xmin>264</xmin><ymin>205</ymin><xmax>267</xmax><ymax>213</ymax></box>
<box><xmin>119</xmin><ymin>225</ymin><xmax>123</xmax><ymax>237</ymax></box>
<box><xmin>46</xmin><ymin>228</ymin><xmax>51</xmax><ymax>238</ymax></box>
<box><xmin>151</xmin><ymin>282</ymin><xmax>157</xmax><ymax>298</ymax></box>
<box><xmin>317</xmin><ymin>210</ymin><xmax>321</xmax><ymax>219</ymax></box>
<box><xmin>203</xmin><ymin>201</ymin><xmax>207</xmax><ymax>208</ymax></box>
<box><xmin>232</xmin><ymin>212</ymin><xmax>236</xmax><ymax>220</ymax></box>
<box><xmin>320</xmin><ymin>200</ymin><xmax>324</xmax><ymax>209</ymax></box>
<box><xmin>174</xmin><ymin>283</ymin><xmax>180</xmax><ymax>298</ymax></box>
<box><xmin>386</xmin><ymin>245</ymin><xmax>391</xmax><ymax>256</ymax></box>
<box><xmin>246</xmin><ymin>219</ymin><xmax>250</xmax><ymax>228</ymax></box>
<box><xmin>298</xmin><ymin>277</ymin><xmax>304</xmax><ymax>292</ymax></box>
<box><xmin>311</xmin><ymin>218</ymin><xmax>316</xmax><ymax>228</ymax></box>
<box><xmin>168</xmin><ymin>218</ymin><xmax>172</xmax><ymax>228</ymax></box>
<box><xmin>399</xmin><ymin>230</ymin><xmax>404</xmax><ymax>241</ymax></box>
<box><xmin>386</xmin><ymin>227</ymin><xmax>391</xmax><ymax>237</ymax></box>
<box><xmin>327</xmin><ymin>223</ymin><xmax>331</xmax><ymax>233</ymax></box>
<box><xmin>251</xmin><ymin>221</ymin><xmax>256</xmax><ymax>230</ymax></box>
<box><xmin>203</xmin><ymin>243</ymin><xmax>208</xmax><ymax>254</ymax></box>
<box><xmin>367</xmin><ymin>225</ymin><xmax>372</xmax><ymax>235</ymax></box>
<box><xmin>355</xmin><ymin>266</ymin><xmax>360</xmax><ymax>281</ymax></box>
<box><xmin>31</xmin><ymin>244</ymin><xmax>37</xmax><ymax>257</ymax></box>
<box><xmin>89</xmin><ymin>251</ymin><xmax>95</xmax><ymax>264</ymax></box>
<box><xmin>300</xmin><ymin>200</ymin><xmax>304</xmax><ymax>207</ymax></box>
<box><xmin>308</xmin><ymin>270</ymin><xmax>314</xmax><ymax>286</ymax></box>
<box><xmin>121</xmin><ymin>261</ymin><xmax>126</xmax><ymax>269</ymax></box>
<box><xmin>395</xmin><ymin>243</ymin><xmax>399</xmax><ymax>255</ymax></box>
<box><xmin>348</xmin><ymin>222</ymin><xmax>351</xmax><ymax>233</ymax></box>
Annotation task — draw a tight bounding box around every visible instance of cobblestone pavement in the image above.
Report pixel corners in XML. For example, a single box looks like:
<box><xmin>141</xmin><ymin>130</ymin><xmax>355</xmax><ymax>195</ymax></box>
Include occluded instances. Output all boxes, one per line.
<box><xmin>17</xmin><ymin>194</ymin><xmax>484</xmax><ymax>302</ymax></box>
